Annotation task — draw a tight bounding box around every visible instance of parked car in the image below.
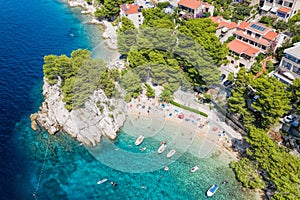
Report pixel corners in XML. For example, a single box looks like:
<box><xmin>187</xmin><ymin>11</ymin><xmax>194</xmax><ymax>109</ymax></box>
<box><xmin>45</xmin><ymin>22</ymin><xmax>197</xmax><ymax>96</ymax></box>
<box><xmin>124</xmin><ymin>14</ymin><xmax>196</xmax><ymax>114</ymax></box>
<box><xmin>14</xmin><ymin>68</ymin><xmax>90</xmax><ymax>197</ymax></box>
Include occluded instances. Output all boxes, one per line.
<box><xmin>223</xmin><ymin>80</ymin><xmax>233</xmax><ymax>87</ymax></box>
<box><xmin>226</xmin><ymin>89</ymin><xmax>232</xmax><ymax>98</ymax></box>
<box><xmin>194</xmin><ymin>86</ymin><xmax>208</xmax><ymax>93</ymax></box>
<box><xmin>252</xmin><ymin>95</ymin><xmax>259</xmax><ymax>102</ymax></box>
<box><xmin>284</xmin><ymin>114</ymin><xmax>297</xmax><ymax>123</ymax></box>
<box><xmin>220</xmin><ymin>74</ymin><xmax>226</xmax><ymax>82</ymax></box>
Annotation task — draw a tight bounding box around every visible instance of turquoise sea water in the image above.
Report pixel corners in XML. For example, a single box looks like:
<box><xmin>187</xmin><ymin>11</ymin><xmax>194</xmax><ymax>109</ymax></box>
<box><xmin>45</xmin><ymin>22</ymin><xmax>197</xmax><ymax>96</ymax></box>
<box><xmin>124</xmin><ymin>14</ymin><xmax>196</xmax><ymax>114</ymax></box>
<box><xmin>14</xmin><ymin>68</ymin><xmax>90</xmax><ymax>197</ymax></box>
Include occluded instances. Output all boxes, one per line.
<box><xmin>0</xmin><ymin>0</ymin><xmax>257</xmax><ymax>199</ymax></box>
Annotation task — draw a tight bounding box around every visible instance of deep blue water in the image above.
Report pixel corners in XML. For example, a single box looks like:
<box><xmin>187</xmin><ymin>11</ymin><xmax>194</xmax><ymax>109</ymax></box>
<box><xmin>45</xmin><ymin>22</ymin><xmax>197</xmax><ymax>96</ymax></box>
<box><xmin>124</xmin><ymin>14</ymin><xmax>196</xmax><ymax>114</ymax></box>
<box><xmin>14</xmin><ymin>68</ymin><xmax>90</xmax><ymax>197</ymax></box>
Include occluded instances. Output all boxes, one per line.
<box><xmin>0</xmin><ymin>0</ymin><xmax>257</xmax><ymax>199</ymax></box>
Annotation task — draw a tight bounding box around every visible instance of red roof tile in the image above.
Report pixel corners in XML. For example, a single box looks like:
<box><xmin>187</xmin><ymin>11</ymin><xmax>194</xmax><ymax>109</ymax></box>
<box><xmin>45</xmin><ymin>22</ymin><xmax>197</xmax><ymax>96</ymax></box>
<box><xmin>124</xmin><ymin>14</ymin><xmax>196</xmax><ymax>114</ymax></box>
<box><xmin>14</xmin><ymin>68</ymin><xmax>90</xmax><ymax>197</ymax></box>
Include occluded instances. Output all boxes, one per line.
<box><xmin>178</xmin><ymin>0</ymin><xmax>202</xmax><ymax>9</ymax></box>
<box><xmin>278</xmin><ymin>6</ymin><xmax>291</xmax><ymax>13</ymax></box>
<box><xmin>264</xmin><ymin>31</ymin><xmax>278</xmax><ymax>41</ymax></box>
<box><xmin>238</xmin><ymin>21</ymin><xmax>250</xmax><ymax>30</ymax></box>
<box><xmin>234</xmin><ymin>30</ymin><xmax>271</xmax><ymax>46</ymax></box>
<box><xmin>209</xmin><ymin>16</ymin><xmax>223</xmax><ymax>23</ymax></box>
<box><xmin>218</xmin><ymin>21</ymin><xmax>237</xmax><ymax>29</ymax></box>
<box><xmin>228</xmin><ymin>39</ymin><xmax>260</xmax><ymax>57</ymax></box>
<box><xmin>120</xmin><ymin>4</ymin><xmax>139</xmax><ymax>15</ymax></box>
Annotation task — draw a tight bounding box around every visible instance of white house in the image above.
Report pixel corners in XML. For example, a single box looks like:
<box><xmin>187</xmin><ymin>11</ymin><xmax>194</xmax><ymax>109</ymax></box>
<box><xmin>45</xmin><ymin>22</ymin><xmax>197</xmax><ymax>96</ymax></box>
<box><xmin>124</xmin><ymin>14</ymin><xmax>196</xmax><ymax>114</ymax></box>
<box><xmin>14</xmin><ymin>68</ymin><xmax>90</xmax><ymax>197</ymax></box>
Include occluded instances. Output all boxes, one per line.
<box><xmin>209</xmin><ymin>16</ymin><xmax>238</xmax><ymax>43</ymax></box>
<box><xmin>178</xmin><ymin>0</ymin><xmax>214</xmax><ymax>18</ymax></box>
<box><xmin>120</xmin><ymin>4</ymin><xmax>144</xmax><ymax>28</ymax></box>
<box><xmin>274</xmin><ymin>42</ymin><xmax>300</xmax><ymax>84</ymax></box>
<box><xmin>260</xmin><ymin>0</ymin><xmax>300</xmax><ymax>21</ymax></box>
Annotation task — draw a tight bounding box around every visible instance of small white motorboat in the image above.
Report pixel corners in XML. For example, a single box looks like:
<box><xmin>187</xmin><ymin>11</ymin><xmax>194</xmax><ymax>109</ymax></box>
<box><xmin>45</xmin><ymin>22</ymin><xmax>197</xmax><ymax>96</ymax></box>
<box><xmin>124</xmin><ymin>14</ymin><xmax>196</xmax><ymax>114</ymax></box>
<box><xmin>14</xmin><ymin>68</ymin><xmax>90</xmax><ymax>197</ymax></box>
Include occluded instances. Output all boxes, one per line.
<box><xmin>135</xmin><ymin>135</ymin><xmax>144</xmax><ymax>146</ymax></box>
<box><xmin>206</xmin><ymin>184</ymin><xmax>219</xmax><ymax>197</ymax></box>
<box><xmin>166</xmin><ymin>149</ymin><xmax>176</xmax><ymax>158</ymax></box>
<box><xmin>190</xmin><ymin>166</ymin><xmax>199</xmax><ymax>173</ymax></box>
<box><xmin>97</xmin><ymin>178</ymin><xmax>108</xmax><ymax>184</ymax></box>
<box><xmin>158</xmin><ymin>143</ymin><xmax>167</xmax><ymax>154</ymax></box>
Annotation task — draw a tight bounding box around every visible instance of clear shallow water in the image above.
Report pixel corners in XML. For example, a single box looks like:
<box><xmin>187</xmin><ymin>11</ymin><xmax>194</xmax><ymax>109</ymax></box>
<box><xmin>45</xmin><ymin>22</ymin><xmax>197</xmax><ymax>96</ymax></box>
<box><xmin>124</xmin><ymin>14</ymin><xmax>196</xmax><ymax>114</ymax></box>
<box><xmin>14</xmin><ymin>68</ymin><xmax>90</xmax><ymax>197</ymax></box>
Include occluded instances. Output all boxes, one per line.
<box><xmin>0</xmin><ymin>0</ymin><xmax>257</xmax><ymax>199</ymax></box>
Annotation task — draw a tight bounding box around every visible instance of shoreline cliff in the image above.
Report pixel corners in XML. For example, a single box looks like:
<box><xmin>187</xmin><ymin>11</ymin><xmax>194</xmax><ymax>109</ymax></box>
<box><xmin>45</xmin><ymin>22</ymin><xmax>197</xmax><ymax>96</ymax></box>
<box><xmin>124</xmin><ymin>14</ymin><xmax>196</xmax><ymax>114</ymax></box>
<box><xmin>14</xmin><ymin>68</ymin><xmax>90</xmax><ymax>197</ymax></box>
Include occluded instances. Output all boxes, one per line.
<box><xmin>30</xmin><ymin>78</ymin><xmax>127</xmax><ymax>146</ymax></box>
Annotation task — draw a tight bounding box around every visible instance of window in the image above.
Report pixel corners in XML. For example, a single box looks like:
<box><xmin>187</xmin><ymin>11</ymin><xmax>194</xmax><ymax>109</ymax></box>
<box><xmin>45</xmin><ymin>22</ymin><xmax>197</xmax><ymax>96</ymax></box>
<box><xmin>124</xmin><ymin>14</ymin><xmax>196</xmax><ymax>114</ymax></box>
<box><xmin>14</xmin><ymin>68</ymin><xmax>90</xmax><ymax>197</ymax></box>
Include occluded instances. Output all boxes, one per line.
<box><xmin>283</xmin><ymin>2</ymin><xmax>293</xmax><ymax>8</ymax></box>
<box><xmin>282</xmin><ymin>60</ymin><xmax>292</xmax><ymax>70</ymax></box>
<box><xmin>286</xmin><ymin>54</ymin><xmax>299</xmax><ymax>63</ymax></box>
<box><xmin>292</xmin><ymin>66</ymin><xmax>300</xmax><ymax>75</ymax></box>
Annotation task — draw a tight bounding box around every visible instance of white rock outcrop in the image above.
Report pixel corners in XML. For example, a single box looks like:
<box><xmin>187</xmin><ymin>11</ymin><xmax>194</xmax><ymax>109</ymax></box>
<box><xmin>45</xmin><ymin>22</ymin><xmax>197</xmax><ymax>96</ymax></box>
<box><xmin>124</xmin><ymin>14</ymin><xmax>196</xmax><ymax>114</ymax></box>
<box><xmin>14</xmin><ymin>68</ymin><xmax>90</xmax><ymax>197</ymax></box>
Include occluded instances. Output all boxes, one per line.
<box><xmin>31</xmin><ymin>78</ymin><xmax>127</xmax><ymax>146</ymax></box>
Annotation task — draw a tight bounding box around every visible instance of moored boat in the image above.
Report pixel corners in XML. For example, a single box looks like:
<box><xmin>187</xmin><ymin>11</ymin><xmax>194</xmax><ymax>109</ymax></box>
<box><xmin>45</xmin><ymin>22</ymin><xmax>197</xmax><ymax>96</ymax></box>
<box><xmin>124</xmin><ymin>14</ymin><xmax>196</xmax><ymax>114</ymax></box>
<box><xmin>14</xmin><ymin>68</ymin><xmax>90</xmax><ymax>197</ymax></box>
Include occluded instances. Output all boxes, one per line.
<box><xmin>190</xmin><ymin>166</ymin><xmax>199</xmax><ymax>173</ymax></box>
<box><xmin>158</xmin><ymin>142</ymin><xmax>167</xmax><ymax>154</ymax></box>
<box><xmin>97</xmin><ymin>178</ymin><xmax>108</xmax><ymax>184</ymax></box>
<box><xmin>135</xmin><ymin>135</ymin><xmax>144</xmax><ymax>146</ymax></box>
<box><xmin>206</xmin><ymin>184</ymin><xmax>219</xmax><ymax>197</ymax></box>
<box><xmin>166</xmin><ymin>149</ymin><xmax>176</xmax><ymax>158</ymax></box>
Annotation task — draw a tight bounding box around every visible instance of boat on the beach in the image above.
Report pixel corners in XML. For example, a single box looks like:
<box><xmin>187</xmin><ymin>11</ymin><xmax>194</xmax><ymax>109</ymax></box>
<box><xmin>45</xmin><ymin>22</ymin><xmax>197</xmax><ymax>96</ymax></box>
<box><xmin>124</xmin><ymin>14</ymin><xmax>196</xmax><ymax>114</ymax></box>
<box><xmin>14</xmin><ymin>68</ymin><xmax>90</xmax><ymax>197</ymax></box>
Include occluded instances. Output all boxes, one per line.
<box><xmin>166</xmin><ymin>149</ymin><xmax>176</xmax><ymax>158</ymax></box>
<box><xmin>206</xmin><ymin>184</ymin><xmax>219</xmax><ymax>197</ymax></box>
<box><xmin>190</xmin><ymin>166</ymin><xmax>199</xmax><ymax>173</ymax></box>
<box><xmin>158</xmin><ymin>143</ymin><xmax>167</xmax><ymax>154</ymax></box>
<box><xmin>135</xmin><ymin>135</ymin><xmax>144</xmax><ymax>146</ymax></box>
<box><xmin>97</xmin><ymin>178</ymin><xmax>108</xmax><ymax>184</ymax></box>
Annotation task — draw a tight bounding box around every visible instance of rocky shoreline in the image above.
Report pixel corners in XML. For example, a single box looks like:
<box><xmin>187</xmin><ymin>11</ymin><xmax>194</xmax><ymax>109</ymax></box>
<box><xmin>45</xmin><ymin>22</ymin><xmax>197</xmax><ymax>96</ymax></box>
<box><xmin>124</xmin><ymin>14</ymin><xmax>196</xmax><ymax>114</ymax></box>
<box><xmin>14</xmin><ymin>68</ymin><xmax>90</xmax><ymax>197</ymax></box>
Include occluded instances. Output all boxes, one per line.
<box><xmin>68</xmin><ymin>0</ymin><xmax>118</xmax><ymax>50</ymax></box>
<box><xmin>30</xmin><ymin>78</ymin><xmax>127</xmax><ymax>146</ymax></box>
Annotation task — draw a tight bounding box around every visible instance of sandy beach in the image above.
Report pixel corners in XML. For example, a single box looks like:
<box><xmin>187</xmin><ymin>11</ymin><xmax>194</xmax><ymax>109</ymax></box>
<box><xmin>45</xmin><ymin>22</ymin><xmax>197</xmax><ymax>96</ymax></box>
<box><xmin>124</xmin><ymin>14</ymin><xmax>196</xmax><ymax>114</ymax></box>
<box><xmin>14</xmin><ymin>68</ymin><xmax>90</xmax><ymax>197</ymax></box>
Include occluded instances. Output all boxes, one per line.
<box><xmin>123</xmin><ymin>93</ymin><xmax>239</xmax><ymax>163</ymax></box>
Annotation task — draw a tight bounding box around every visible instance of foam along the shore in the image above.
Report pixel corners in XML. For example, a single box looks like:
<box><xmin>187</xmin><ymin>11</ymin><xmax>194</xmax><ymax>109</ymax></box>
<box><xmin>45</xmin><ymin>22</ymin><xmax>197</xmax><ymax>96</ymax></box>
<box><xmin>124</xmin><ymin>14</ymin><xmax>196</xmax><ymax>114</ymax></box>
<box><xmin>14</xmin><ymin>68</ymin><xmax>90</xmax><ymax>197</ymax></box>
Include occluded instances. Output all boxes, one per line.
<box><xmin>67</xmin><ymin>1</ymin><xmax>118</xmax><ymax>50</ymax></box>
<box><xmin>124</xmin><ymin>95</ymin><xmax>238</xmax><ymax>161</ymax></box>
<box><xmin>68</xmin><ymin>0</ymin><xmax>95</xmax><ymax>14</ymax></box>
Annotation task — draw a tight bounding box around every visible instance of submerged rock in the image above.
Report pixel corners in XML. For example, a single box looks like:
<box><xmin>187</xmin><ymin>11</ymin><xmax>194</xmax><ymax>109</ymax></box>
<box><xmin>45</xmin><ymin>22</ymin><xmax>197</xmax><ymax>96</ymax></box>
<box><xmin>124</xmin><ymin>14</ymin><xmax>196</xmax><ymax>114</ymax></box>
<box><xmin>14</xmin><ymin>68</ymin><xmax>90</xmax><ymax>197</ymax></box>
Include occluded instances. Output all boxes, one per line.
<box><xmin>31</xmin><ymin>78</ymin><xmax>127</xmax><ymax>146</ymax></box>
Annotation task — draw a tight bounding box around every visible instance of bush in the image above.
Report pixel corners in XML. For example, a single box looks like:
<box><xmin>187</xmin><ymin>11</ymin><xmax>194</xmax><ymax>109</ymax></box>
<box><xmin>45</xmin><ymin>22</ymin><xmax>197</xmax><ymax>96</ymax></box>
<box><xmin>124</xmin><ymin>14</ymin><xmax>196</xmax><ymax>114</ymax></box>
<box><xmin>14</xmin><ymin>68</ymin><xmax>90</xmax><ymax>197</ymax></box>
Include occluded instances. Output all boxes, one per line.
<box><xmin>250</xmin><ymin>63</ymin><xmax>262</xmax><ymax>74</ymax></box>
<box><xmin>157</xmin><ymin>2</ymin><xmax>170</xmax><ymax>9</ymax></box>
<box><xmin>226</xmin><ymin>36</ymin><xmax>235</xmax><ymax>43</ymax></box>
<box><xmin>170</xmin><ymin>101</ymin><xmax>208</xmax><ymax>117</ymax></box>
<box><xmin>266</xmin><ymin>60</ymin><xmax>274</xmax><ymax>73</ymax></box>
<box><xmin>259</xmin><ymin>16</ymin><xmax>275</xmax><ymax>26</ymax></box>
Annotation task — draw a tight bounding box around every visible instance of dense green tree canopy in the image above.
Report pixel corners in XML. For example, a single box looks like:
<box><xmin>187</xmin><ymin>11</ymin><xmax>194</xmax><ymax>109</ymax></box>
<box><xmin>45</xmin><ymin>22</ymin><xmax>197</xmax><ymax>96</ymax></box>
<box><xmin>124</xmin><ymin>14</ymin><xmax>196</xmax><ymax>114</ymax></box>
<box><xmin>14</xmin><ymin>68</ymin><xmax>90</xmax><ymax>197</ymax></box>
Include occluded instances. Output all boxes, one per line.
<box><xmin>228</xmin><ymin>68</ymin><xmax>292</xmax><ymax>128</ymax></box>
<box><xmin>180</xmin><ymin>18</ymin><xmax>229</xmax><ymax>66</ymax></box>
<box><xmin>252</xmin><ymin>76</ymin><xmax>291</xmax><ymax>127</ymax></box>
<box><xmin>242</xmin><ymin>127</ymin><xmax>300</xmax><ymax>200</ymax></box>
<box><xmin>120</xmin><ymin>70</ymin><xmax>142</xmax><ymax>98</ymax></box>
<box><xmin>228</xmin><ymin>67</ymin><xmax>255</xmax><ymax>126</ymax></box>
<box><xmin>43</xmin><ymin>49</ymin><xmax>118</xmax><ymax>111</ymax></box>
<box><xmin>117</xmin><ymin>17</ymin><xmax>137</xmax><ymax>55</ymax></box>
<box><xmin>117</xmin><ymin>10</ymin><xmax>221</xmax><ymax>89</ymax></box>
<box><xmin>291</xmin><ymin>78</ymin><xmax>300</xmax><ymax>114</ymax></box>
<box><xmin>94</xmin><ymin>0</ymin><xmax>134</xmax><ymax>19</ymax></box>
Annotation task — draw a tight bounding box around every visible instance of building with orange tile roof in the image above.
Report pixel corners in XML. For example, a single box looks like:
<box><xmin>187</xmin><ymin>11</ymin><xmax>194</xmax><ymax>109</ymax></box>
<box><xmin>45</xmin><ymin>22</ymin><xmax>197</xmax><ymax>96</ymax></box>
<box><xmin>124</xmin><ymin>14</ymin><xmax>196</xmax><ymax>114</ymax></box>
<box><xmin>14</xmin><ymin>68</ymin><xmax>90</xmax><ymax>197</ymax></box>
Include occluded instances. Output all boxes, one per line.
<box><xmin>209</xmin><ymin>16</ymin><xmax>238</xmax><ymax>43</ymax></box>
<box><xmin>120</xmin><ymin>4</ymin><xmax>144</xmax><ymax>28</ymax></box>
<box><xmin>228</xmin><ymin>39</ymin><xmax>260</xmax><ymax>58</ymax></box>
<box><xmin>178</xmin><ymin>0</ymin><xmax>214</xmax><ymax>18</ymax></box>
<box><xmin>232</xmin><ymin>22</ymin><xmax>278</xmax><ymax>56</ymax></box>
<box><xmin>260</xmin><ymin>0</ymin><xmax>300</xmax><ymax>21</ymax></box>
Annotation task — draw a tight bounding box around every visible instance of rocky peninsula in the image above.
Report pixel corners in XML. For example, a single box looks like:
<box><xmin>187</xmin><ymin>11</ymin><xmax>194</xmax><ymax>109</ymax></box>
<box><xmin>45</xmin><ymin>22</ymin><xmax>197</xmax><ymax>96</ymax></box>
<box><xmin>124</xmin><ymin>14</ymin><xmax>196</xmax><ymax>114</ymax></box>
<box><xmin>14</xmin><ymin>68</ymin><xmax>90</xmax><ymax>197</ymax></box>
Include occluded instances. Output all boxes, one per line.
<box><xmin>30</xmin><ymin>78</ymin><xmax>127</xmax><ymax>146</ymax></box>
